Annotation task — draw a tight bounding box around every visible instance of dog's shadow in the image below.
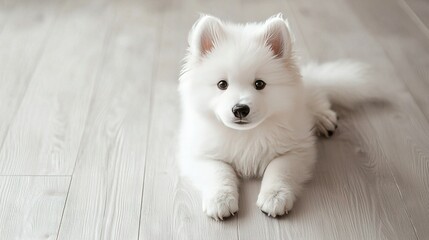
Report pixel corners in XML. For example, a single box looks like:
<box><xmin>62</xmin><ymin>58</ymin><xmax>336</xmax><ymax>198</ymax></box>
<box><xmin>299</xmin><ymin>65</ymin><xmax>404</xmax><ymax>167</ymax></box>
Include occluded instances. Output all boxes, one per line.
<box><xmin>237</xmin><ymin>100</ymin><xmax>393</xmax><ymax>223</ymax></box>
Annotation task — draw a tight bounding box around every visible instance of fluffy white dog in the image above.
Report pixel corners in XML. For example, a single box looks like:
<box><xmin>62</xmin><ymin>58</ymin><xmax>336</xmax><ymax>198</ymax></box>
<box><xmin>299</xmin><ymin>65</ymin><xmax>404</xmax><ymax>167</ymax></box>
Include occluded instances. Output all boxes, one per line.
<box><xmin>178</xmin><ymin>14</ymin><xmax>375</xmax><ymax>220</ymax></box>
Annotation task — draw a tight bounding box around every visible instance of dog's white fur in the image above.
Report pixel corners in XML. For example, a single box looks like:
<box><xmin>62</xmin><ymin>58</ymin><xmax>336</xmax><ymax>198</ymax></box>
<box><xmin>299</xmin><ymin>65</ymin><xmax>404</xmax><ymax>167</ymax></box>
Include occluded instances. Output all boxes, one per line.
<box><xmin>178</xmin><ymin>14</ymin><xmax>374</xmax><ymax>220</ymax></box>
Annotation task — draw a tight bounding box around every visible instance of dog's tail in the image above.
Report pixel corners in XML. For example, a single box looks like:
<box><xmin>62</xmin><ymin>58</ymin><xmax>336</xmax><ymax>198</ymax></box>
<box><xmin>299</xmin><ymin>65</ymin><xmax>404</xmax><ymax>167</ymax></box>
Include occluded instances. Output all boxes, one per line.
<box><xmin>301</xmin><ymin>60</ymin><xmax>380</xmax><ymax>108</ymax></box>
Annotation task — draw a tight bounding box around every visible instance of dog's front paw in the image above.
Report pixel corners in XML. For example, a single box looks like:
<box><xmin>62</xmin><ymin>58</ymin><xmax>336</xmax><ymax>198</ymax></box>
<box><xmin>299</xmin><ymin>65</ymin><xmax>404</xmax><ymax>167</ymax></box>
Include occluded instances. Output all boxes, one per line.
<box><xmin>202</xmin><ymin>189</ymin><xmax>239</xmax><ymax>221</ymax></box>
<box><xmin>315</xmin><ymin>109</ymin><xmax>338</xmax><ymax>137</ymax></box>
<box><xmin>257</xmin><ymin>189</ymin><xmax>295</xmax><ymax>217</ymax></box>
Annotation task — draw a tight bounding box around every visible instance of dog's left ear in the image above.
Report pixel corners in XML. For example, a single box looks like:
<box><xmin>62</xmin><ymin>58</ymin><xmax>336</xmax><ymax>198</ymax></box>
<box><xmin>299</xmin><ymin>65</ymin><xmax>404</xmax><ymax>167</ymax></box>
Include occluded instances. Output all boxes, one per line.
<box><xmin>263</xmin><ymin>14</ymin><xmax>293</xmax><ymax>59</ymax></box>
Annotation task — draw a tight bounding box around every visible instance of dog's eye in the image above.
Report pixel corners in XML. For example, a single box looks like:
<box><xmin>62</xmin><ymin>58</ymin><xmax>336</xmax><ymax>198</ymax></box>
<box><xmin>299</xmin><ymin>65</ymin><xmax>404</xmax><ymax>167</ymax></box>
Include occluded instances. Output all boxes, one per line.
<box><xmin>254</xmin><ymin>80</ymin><xmax>266</xmax><ymax>90</ymax></box>
<box><xmin>217</xmin><ymin>80</ymin><xmax>228</xmax><ymax>90</ymax></box>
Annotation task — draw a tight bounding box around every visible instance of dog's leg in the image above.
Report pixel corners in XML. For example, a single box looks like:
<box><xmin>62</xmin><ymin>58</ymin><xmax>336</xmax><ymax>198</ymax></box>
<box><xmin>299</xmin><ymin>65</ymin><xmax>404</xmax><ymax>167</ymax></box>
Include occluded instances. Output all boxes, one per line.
<box><xmin>184</xmin><ymin>158</ymin><xmax>239</xmax><ymax>220</ymax></box>
<box><xmin>257</xmin><ymin>148</ymin><xmax>316</xmax><ymax>217</ymax></box>
<box><xmin>307</xmin><ymin>90</ymin><xmax>338</xmax><ymax>137</ymax></box>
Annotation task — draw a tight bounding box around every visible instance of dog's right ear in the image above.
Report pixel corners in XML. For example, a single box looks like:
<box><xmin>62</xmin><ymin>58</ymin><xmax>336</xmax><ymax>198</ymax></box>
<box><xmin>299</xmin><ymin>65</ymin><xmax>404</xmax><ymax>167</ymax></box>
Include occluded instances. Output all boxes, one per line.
<box><xmin>262</xmin><ymin>14</ymin><xmax>293</xmax><ymax>59</ymax></box>
<box><xmin>188</xmin><ymin>15</ymin><xmax>225</xmax><ymax>57</ymax></box>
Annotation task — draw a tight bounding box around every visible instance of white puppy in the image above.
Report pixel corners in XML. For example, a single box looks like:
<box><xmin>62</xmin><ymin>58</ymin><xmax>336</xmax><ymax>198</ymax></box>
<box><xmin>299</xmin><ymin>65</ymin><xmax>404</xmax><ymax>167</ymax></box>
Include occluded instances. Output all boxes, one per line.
<box><xmin>178</xmin><ymin>14</ymin><xmax>374</xmax><ymax>220</ymax></box>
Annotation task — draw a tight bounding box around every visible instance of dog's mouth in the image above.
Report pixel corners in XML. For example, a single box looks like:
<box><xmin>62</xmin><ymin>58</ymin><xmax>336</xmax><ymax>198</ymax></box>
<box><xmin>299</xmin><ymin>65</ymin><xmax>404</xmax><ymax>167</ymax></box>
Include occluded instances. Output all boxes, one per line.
<box><xmin>221</xmin><ymin>117</ymin><xmax>264</xmax><ymax>130</ymax></box>
<box><xmin>219</xmin><ymin>113</ymin><xmax>266</xmax><ymax>131</ymax></box>
<box><xmin>234</xmin><ymin>119</ymin><xmax>250</xmax><ymax>125</ymax></box>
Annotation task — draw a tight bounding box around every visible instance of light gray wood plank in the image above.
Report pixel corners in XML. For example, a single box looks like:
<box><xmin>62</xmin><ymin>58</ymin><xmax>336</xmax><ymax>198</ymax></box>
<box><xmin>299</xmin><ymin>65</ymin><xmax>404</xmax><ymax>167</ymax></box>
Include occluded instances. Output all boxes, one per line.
<box><xmin>0</xmin><ymin>176</ymin><xmax>70</xmax><ymax>239</ymax></box>
<box><xmin>138</xmin><ymin>0</ymin><xmax>241</xmax><ymax>239</ymax></box>
<box><xmin>341</xmin><ymin>0</ymin><xmax>429</xmax><ymax>237</ymax></box>
<box><xmin>0</xmin><ymin>0</ymin><xmax>115</xmax><ymax>175</ymax></box>
<box><xmin>346</xmin><ymin>0</ymin><xmax>429</xmax><ymax>119</ymax></box>
<box><xmin>0</xmin><ymin>0</ymin><xmax>63</xmax><ymax>172</ymax></box>
<box><xmin>0</xmin><ymin>0</ymin><xmax>13</xmax><ymax>34</ymax></box>
<box><xmin>57</xmin><ymin>1</ymin><xmax>161</xmax><ymax>239</ymax></box>
<box><xmin>286</xmin><ymin>0</ymin><xmax>429</xmax><ymax>238</ymax></box>
<box><xmin>401</xmin><ymin>0</ymin><xmax>429</xmax><ymax>32</ymax></box>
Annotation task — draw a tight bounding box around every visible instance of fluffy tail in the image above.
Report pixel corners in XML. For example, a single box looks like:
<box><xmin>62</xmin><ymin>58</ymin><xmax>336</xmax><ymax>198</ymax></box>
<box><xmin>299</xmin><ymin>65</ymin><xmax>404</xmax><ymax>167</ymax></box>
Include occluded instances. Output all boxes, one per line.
<box><xmin>301</xmin><ymin>60</ymin><xmax>379</xmax><ymax>108</ymax></box>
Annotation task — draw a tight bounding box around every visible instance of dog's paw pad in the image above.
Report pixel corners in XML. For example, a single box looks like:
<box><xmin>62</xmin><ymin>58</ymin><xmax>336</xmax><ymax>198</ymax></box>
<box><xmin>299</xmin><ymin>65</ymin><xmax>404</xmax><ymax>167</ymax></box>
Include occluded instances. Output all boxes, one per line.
<box><xmin>315</xmin><ymin>110</ymin><xmax>338</xmax><ymax>138</ymax></box>
<box><xmin>203</xmin><ymin>190</ymin><xmax>239</xmax><ymax>221</ymax></box>
<box><xmin>257</xmin><ymin>190</ymin><xmax>295</xmax><ymax>218</ymax></box>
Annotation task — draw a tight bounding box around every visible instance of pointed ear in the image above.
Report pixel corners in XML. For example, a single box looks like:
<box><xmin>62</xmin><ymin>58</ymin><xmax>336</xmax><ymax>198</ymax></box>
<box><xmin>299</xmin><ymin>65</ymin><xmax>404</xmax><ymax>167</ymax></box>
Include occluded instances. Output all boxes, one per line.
<box><xmin>263</xmin><ymin>14</ymin><xmax>293</xmax><ymax>58</ymax></box>
<box><xmin>188</xmin><ymin>15</ymin><xmax>225</xmax><ymax>57</ymax></box>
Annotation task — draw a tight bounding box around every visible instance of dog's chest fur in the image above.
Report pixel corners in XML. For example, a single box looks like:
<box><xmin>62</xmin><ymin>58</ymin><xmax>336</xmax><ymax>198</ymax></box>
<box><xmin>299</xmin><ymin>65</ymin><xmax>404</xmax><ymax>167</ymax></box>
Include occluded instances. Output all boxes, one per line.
<box><xmin>202</xmin><ymin>124</ymin><xmax>294</xmax><ymax>178</ymax></box>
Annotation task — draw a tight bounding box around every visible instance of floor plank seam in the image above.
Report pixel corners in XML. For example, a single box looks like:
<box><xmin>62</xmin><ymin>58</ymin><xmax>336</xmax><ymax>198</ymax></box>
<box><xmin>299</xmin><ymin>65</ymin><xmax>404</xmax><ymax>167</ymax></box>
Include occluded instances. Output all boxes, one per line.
<box><xmin>55</xmin><ymin>175</ymin><xmax>73</xmax><ymax>240</ymax></box>
<box><xmin>394</xmin><ymin>0</ymin><xmax>429</xmax><ymax>125</ymax></box>
<box><xmin>67</xmin><ymin>9</ymin><xmax>116</xmax><ymax>179</ymax></box>
<box><xmin>396</xmin><ymin>0</ymin><xmax>429</xmax><ymax>40</ymax></box>
<box><xmin>54</xmin><ymin>1</ymin><xmax>119</xmax><ymax>238</ymax></box>
<box><xmin>136</xmin><ymin>9</ymin><xmax>166</xmax><ymax>240</ymax></box>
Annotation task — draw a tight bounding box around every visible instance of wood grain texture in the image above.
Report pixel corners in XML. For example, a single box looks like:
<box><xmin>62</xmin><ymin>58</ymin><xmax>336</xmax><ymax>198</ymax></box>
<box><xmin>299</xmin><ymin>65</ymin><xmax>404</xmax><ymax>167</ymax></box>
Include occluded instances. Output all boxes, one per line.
<box><xmin>401</xmin><ymin>0</ymin><xmax>429</xmax><ymax>31</ymax></box>
<box><xmin>286</xmin><ymin>0</ymin><xmax>429</xmax><ymax>238</ymax></box>
<box><xmin>346</xmin><ymin>0</ymin><xmax>429</xmax><ymax>120</ymax></box>
<box><xmin>0</xmin><ymin>176</ymin><xmax>70</xmax><ymax>239</ymax></box>
<box><xmin>57</xmin><ymin>0</ymin><xmax>161</xmax><ymax>239</ymax></box>
<box><xmin>336</xmin><ymin>0</ymin><xmax>429</xmax><ymax>237</ymax></box>
<box><xmin>0</xmin><ymin>0</ymin><xmax>63</xmax><ymax>173</ymax></box>
<box><xmin>0</xmin><ymin>0</ymin><xmax>114</xmax><ymax>175</ymax></box>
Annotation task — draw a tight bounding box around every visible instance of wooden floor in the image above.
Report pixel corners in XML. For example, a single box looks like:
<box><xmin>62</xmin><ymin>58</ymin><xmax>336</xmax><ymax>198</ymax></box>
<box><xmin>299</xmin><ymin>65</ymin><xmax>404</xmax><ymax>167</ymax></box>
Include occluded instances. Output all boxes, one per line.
<box><xmin>1</xmin><ymin>0</ymin><xmax>429</xmax><ymax>239</ymax></box>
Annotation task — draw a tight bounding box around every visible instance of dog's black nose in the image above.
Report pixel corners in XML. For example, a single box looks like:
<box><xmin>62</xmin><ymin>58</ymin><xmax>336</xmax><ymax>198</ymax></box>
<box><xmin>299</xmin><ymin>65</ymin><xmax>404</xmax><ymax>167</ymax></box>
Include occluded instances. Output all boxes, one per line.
<box><xmin>232</xmin><ymin>104</ymin><xmax>250</xmax><ymax>118</ymax></box>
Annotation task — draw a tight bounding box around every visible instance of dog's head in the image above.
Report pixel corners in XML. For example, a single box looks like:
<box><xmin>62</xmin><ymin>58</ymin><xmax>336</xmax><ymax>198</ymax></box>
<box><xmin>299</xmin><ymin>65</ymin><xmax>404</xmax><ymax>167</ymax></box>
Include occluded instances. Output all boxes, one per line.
<box><xmin>179</xmin><ymin>14</ymin><xmax>302</xmax><ymax>130</ymax></box>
